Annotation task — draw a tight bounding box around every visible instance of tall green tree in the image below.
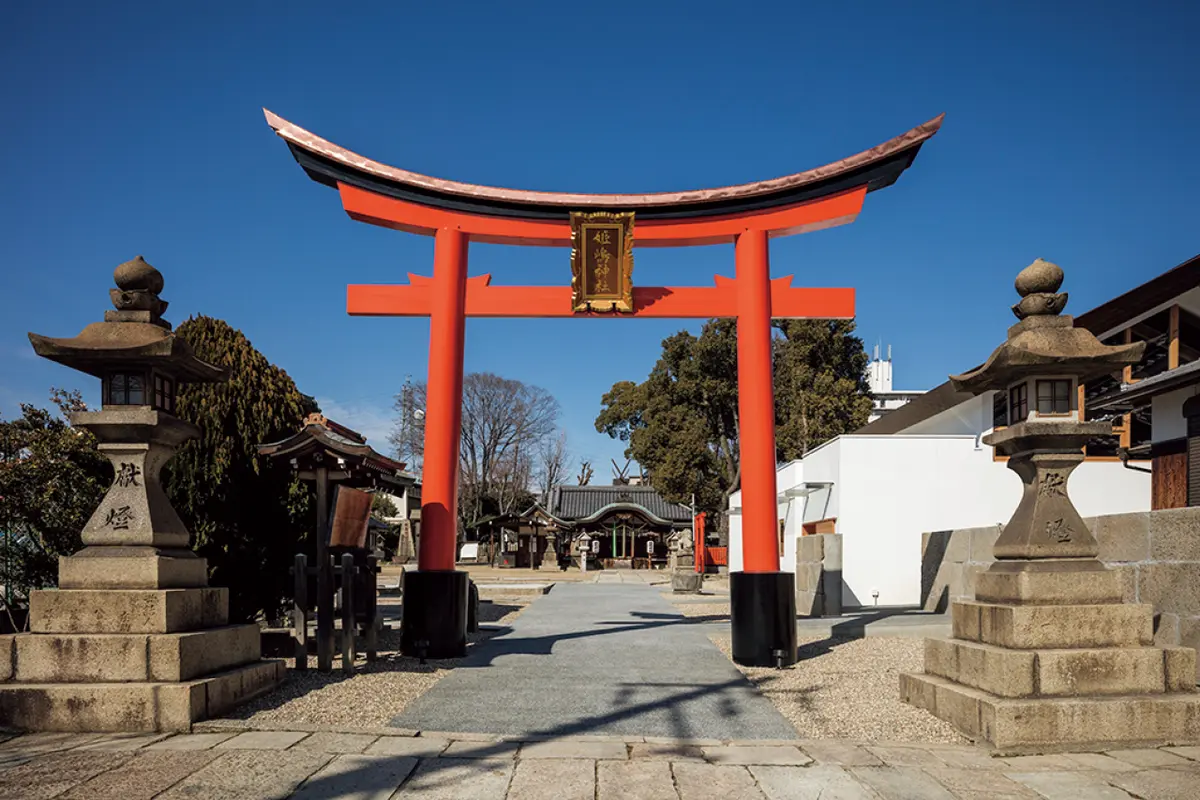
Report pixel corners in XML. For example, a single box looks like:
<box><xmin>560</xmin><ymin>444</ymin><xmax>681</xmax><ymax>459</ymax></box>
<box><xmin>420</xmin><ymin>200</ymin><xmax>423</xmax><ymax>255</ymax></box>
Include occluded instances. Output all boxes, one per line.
<box><xmin>595</xmin><ymin>318</ymin><xmax>872</xmax><ymax>523</ymax></box>
<box><xmin>774</xmin><ymin>320</ymin><xmax>873</xmax><ymax>460</ymax></box>
<box><xmin>164</xmin><ymin>316</ymin><xmax>317</xmax><ymax>623</ymax></box>
<box><xmin>0</xmin><ymin>389</ymin><xmax>109</xmax><ymax>616</ymax></box>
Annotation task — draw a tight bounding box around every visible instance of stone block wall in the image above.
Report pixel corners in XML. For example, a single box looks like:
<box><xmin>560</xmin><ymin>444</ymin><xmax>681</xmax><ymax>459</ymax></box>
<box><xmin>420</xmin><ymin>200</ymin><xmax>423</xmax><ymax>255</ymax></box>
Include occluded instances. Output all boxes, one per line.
<box><xmin>921</xmin><ymin>507</ymin><xmax>1200</xmax><ymax>682</ymax></box>
<box><xmin>796</xmin><ymin>533</ymin><xmax>842</xmax><ymax>617</ymax></box>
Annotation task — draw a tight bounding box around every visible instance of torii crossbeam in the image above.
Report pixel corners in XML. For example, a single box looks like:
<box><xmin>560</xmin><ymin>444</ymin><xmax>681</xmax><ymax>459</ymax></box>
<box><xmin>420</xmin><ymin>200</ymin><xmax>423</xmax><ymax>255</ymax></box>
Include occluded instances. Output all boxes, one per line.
<box><xmin>266</xmin><ymin>109</ymin><xmax>942</xmax><ymax>666</ymax></box>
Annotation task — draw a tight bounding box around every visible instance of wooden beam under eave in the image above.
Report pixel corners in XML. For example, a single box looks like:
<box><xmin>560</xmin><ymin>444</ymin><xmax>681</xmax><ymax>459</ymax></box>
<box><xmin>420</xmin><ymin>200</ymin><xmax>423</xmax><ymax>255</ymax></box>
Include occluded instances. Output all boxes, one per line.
<box><xmin>1169</xmin><ymin>304</ymin><xmax>1181</xmax><ymax>369</ymax></box>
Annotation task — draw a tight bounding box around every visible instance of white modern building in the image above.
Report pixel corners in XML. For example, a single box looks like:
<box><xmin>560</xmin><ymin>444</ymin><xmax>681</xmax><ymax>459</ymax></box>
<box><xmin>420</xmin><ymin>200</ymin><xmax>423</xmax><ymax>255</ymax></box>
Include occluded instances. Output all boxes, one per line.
<box><xmin>866</xmin><ymin>344</ymin><xmax>926</xmax><ymax>423</ymax></box>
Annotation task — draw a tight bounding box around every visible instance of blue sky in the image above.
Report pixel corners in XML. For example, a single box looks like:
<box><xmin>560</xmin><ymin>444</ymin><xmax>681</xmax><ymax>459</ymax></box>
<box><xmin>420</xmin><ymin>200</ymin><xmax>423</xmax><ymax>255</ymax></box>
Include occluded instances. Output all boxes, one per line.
<box><xmin>3</xmin><ymin>2</ymin><xmax>1197</xmax><ymax>476</ymax></box>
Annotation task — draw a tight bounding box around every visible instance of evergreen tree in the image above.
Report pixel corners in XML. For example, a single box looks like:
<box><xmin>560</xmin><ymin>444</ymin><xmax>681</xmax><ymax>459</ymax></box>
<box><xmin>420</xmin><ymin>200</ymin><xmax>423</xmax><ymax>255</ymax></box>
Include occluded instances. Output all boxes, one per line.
<box><xmin>0</xmin><ymin>389</ymin><xmax>109</xmax><ymax>615</ymax></box>
<box><xmin>164</xmin><ymin>316</ymin><xmax>317</xmax><ymax>623</ymax></box>
<box><xmin>595</xmin><ymin>318</ymin><xmax>872</xmax><ymax>524</ymax></box>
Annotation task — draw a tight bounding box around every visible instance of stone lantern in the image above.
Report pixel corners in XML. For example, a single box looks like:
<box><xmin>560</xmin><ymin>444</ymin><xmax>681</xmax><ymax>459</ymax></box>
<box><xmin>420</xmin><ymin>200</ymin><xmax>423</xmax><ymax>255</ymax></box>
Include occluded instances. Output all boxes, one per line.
<box><xmin>901</xmin><ymin>259</ymin><xmax>1200</xmax><ymax>752</ymax></box>
<box><xmin>0</xmin><ymin>257</ymin><xmax>284</xmax><ymax>732</ymax></box>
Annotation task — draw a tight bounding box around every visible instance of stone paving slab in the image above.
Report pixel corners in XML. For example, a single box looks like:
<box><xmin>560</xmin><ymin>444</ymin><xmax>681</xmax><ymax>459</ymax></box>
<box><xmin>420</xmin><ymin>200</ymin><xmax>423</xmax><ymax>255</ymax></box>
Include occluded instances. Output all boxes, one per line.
<box><xmin>701</xmin><ymin>745</ymin><xmax>812</xmax><ymax>766</ymax></box>
<box><xmin>1105</xmin><ymin>746</ymin><xmax>1194</xmax><ymax>767</ymax></box>
<box><xmin>442</xmin><ymin>739</ymin><xmax>521</xmax><ymax>759</ymax></box>
<box><xmin>74</xmin><ymin>733</ymin><xmax>171</xmax><ymax>752</ymax></box>
<box><xmin>508</xmin><ymin>758</ymin><xmax>593</xmax><ymax>800</ymax></box>
<box><xmin>0</xmin><ymin>729</ymin><xmax>1198</xmax><ymax>797</ymax></box>
<box><xmin>155</xmin><ymin>749</ymin><xmax>333</xmax><ymax>800</ymax></box>
<box><xmin>60</xmin><ymin>751</ymin><xmax>221</xmax><ymax>800</ymax></box>
<box><xmin>365</xmin><ymin>736</ymin><xmax>450</xmax><ymax>757</ymax></box>
<box><xmin>1005</xmin><ymin>770</ymin><xmax>1138</xmax><ymax>799</ymax></box>
<box><xmin>520</xmin><ymin>740</ymin><xmax>627</xmax><ymax>760</ymax></box>
<box><xmin>598</xmin><ymin>760</ymin><xmax>677</xmax><ymax>800</ymax></box>
<box><xmin>290</xmin><ymin>754</ymin><xmax>418</xmax><ymax>799</ymax></box>
<box><xmin>145</xmin><ymin>732</ymin><xmax>237</xmax><ymax>751</ymax></box>
<box><xmin>673</xmin><ymin>762</ymin><xmax>767</xmax><ymax>799</ymax></box>
<box><xmin>851</xmin><ymin>766</ymin><xmax>957</xmax><ymax>799</ymax></box>
<box><xmin>397</xmin><ymin>757</ymin><xmax>514</xmax><ymax>799</ymax></box>
<box><xmin>215</xmin><ymin>730</ymin><xmax>310</xmax><ymax>750</ymax></box>
<box><xmin>290</xmin><ymin>732</ymin><xmax>378</xmax><ymax>754</ymax></box>
<box><xmin>0</xmin><ymin>750</ymin><xmax>132</xmax><ymax>800</ymax></box>
<box><xmin>750</xmin><ymin>764</ymin><xmax>884</xmax><ymax>800</ymax></box>
<box><xmin>629</xmin><ymin>742</ymin><xmax>706</xmax><ymax>761</ymax></box>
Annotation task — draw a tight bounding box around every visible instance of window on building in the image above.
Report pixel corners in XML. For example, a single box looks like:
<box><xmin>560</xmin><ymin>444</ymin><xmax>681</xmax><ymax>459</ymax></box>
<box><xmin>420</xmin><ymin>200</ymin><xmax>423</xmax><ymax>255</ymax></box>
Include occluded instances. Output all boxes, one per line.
<box><xmin>104</xmin><ymin>371</ymin><xmax>145</xmax><ymax>406</ymax></box>
<box><xmin>1036</xmin><ymin>379</ymin><xmax>1072</xmax><ymax>415</ymax></box>
<box><xmin>1009</xmin><ymin>383</ymin><xmax>1028</xmax><ymax>424</ymax></box>
<box><xmin>153</xmin><ymin>374</ymin><xmax>175</xmax><ymax>414</ymax></box>
<box><xmin>992</xmin><ymin>391</ymin><xmax>1008</xmax><ymax>429</ymax></box>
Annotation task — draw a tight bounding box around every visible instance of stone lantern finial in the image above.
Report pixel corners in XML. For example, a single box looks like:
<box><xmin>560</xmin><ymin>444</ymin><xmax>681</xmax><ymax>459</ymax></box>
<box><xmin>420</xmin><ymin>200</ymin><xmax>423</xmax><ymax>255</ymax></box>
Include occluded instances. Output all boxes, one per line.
<box><xmin>109</xmin><ymin>255</ymin><xmax>170</xmax><ymax>328</ymax></box>
<box><xmin>1012</xmin><ymin>258</ymin><xmax>1067</xmax><ymax>319</ymax></box>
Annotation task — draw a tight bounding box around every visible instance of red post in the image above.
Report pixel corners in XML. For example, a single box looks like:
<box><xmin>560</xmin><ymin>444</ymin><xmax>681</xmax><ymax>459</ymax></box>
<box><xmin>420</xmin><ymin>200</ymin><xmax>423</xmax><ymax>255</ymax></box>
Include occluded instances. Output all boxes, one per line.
<box><xmin>418</xmin><ymin>228</ymin><xmax>468</xmax><ymax>571</ymax></box>
<box><xmin>735</xmin><ymin>229</ymin><xmax>780</xmax><ymax>573</ymax></box>
<box><xmin>693</xmin><ymin>512</ymin><xmax>706</xmax><ymax>574</ymax></box>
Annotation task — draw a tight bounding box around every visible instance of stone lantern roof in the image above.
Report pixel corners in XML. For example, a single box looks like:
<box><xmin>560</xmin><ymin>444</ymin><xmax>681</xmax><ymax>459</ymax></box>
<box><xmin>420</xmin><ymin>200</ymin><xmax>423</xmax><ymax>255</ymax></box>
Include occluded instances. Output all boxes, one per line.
<box><xmin>27</xmin><ymin>256</ymin><xmax>225</xmax><ymax>383</ymax></box>
<box><xmin>949</xmin><ymin>259</ymin><xmax>1145</xmax><ymax>394</ymax></box>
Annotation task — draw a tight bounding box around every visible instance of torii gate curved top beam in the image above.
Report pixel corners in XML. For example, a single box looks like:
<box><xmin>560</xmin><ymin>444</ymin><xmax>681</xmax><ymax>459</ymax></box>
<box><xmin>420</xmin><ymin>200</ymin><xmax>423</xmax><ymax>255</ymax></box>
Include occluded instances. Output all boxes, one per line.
<box><xmin>264</xmin><ymin>110</ymin><xmax>943</xmax><ymax>247</ymax></box>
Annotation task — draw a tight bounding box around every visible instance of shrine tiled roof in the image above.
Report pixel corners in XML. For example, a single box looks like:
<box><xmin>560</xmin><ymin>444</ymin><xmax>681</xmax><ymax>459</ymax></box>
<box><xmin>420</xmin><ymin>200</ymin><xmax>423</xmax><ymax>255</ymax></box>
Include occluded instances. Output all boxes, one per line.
<box><xmin>549</xmin><ymin>485</ymin><xmax>693</xmax><ymax>525</ymax></box>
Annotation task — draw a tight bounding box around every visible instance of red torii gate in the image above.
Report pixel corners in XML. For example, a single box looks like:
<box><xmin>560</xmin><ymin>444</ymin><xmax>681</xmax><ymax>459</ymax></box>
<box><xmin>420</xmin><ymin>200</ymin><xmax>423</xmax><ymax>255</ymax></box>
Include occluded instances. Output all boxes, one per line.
<box><xmin>266</xmin><ymin>110</ymin><xmax>942</xmax><ymax>666</ymax></box>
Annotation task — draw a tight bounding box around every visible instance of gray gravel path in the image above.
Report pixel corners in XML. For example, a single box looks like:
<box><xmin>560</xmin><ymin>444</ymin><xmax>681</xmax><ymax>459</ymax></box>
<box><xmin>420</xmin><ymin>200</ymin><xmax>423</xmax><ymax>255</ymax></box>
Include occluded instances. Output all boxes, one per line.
<box><xmin>390</xmin><ymin>582</ymin><xmax>797</xmax><ymax>740</ymax></box>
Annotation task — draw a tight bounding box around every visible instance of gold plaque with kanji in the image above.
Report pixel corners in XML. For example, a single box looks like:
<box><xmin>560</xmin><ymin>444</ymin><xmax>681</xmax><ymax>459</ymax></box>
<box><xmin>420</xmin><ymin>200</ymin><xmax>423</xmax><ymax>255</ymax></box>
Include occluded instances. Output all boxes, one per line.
<box><xmin>570</xmin><ymin>211</ymin><xmax>634</xmax><ymax>313</ymax></box>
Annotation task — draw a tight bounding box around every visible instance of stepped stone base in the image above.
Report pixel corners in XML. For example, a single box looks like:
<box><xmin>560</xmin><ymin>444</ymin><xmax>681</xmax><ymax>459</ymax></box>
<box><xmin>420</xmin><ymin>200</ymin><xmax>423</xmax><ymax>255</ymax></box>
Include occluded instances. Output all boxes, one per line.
<box><xmin>923</xmin><ymin>636</ymin><xmax>1196</xmax><ymax>698</ymax></box>
<box><xmin>7</xmin><ymin>624</ymin><xmax>261</xmax><ymax>683</ymax></box>
<box><xmin>4</xmin><ymin>586</ymin><xmax>284</xmax><ymax>732</ymax></box>
<box><xmin>0</xmin><ymin>660</ymin><xmax>285</xmax><ymax>732</ymax></box>
<box><xmin>30</xmin><ymin>588</ymin><xmax>228</xmax><ymax>633</ymax></box>
<box><xmin>901</xmin><ymin>672</ymin><xmax>1200</xmax><ymax>754</ymax></box>
<box><xmin>58</xmin><ymin>548</ymin><xmax>209</xmax><ymax>590</ymax></box>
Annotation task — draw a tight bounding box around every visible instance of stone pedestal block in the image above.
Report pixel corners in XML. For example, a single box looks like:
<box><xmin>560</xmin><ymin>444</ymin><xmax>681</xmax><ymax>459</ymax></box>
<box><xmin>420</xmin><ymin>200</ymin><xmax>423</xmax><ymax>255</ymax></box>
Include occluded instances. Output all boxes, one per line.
<box><xmin>30</xmin><ymin>588</ymin><xmax>228</xmax><ymax>634</ymax></box>
<box><xmin>671</xmin><ymin>570</ymin><xmax>703</xmax><ymax>593</ymax></box>
<box><xmin>901</xmin><ymin>672</ymin><xmax>1200</xmax><ymax>754</ymax></box>
<box><xmin>0</xmin><ymin>660</ymin><xmax>285</xmax><ymax>733</ymax></box>
<box><xmin>58</xmin><ymin>547</ymin><xmax>209</xmax><ymax>590</ymax></box>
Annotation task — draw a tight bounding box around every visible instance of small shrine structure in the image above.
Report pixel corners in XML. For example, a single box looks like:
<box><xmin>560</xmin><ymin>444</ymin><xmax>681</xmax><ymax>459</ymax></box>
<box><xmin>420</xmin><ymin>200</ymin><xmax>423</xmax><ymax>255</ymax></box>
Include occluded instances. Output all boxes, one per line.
<box><xmin>259</xmin><ymin>414</ymin><xmax>416</xmax><ymax>671</ymax></box>
<box><xmin>0</xmin><ymin>257</ymin><xmax>283</xmax><ymax>731</ymax></box>
<box><xmin>902</xmin><ymin>259</ymin><xmax>1200</xmax><ymax>752</ymax></box>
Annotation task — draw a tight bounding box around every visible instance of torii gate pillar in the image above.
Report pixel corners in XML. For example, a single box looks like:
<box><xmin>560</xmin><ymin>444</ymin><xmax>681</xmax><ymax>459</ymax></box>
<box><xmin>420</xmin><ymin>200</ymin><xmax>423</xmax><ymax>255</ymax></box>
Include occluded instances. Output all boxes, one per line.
<box><xmin>264</xmin><ymin>109</ymin><xmax>942</xmax><ymax>666</ymax></box>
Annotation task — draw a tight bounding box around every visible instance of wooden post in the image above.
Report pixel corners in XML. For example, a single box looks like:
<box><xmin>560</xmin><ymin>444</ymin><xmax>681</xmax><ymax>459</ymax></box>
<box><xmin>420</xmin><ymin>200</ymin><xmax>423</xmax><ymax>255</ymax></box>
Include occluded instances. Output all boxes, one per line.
<box><xmin>293</xmin><ymin>553</ymin><xmax>308</xmax><ymax>671</ymax></box>
<box><xmin>365</xmin><ymin>554</ymin><xmax>379</xmax><ymax>662</ymax></box>
<box><xmin>341</xmin><ymin>552</ymin><xmax>356</xmax><ymax>674</ymax></box>
<box><xmin>316</xmin><ymin>467</ymin><xmax>333</xmax><ymax>672</ymax></box>
<box><xmin>1170</xmin><ymin>304</ymin><xmax>1181</xmax><ymax>369</ymax></box>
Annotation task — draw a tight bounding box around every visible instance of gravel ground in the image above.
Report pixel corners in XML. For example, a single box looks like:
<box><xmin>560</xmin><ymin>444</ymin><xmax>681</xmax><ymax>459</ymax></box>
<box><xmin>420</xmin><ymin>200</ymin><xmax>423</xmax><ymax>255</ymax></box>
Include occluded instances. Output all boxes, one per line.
<box><xmin>225</xmin><ymin>598</ymin><xmax>529</xmax><ymax>728</ymax></box>
<box><xmin>671</xmin><ymin>600</ymin><xmax>731</xmax><ymax>619</ymax></box>
<box><xmin>714</xmin><ymin>634</ymin><xmax>967</xmax><ymax>744</ymax></box>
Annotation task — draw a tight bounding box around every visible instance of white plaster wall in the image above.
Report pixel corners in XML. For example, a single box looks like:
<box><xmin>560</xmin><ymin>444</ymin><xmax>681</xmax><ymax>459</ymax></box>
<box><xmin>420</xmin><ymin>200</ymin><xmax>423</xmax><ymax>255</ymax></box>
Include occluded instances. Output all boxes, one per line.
<box><xmin>832</xmin><ymin>436</ymin><xmax>1150</xmax><ymax>607</ymax></box>
<box><xmin>733</xmin><ymin>432</ymin><xmax>1152</xmax><ymax>608</ymax></box>
<box><xmin>1152</xmin><ymin>386</ymin><xmax>1200</xmax><ymax>442</ymax></box>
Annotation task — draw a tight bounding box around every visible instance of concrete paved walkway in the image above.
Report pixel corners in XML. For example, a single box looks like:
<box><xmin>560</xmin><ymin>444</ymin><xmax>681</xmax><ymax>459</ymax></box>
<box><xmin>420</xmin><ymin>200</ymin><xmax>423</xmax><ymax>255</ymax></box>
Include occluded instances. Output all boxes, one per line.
<box><xmin>391</xmin><ymin>579</ymin><xmax>798</xmax><ymax>740</ymax></box>
<box><xmin>3</xmin><ymin>725</ymin><xmax>1199</xmax><ymax>798</ymax></box>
